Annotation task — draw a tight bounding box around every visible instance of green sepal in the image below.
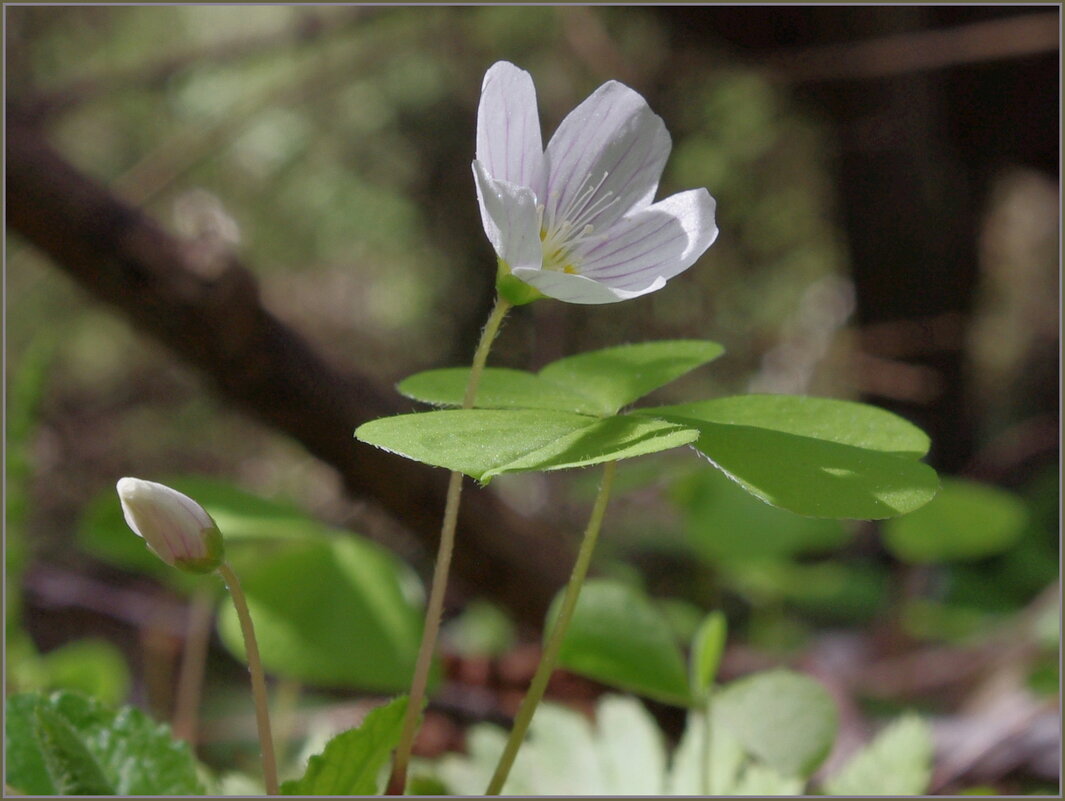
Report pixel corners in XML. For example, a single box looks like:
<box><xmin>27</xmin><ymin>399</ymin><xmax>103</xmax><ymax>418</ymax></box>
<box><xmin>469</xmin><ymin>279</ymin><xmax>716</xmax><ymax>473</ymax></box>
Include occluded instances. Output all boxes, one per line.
<box><xmin>496</xmin><ymin>259</ymin><xmax>545</xmax><ymax>306</ymax></box>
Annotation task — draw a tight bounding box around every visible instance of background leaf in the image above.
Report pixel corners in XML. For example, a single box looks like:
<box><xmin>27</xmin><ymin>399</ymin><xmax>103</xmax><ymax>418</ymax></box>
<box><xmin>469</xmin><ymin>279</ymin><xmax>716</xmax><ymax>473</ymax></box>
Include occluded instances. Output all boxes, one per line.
<box><xmin>550</xmin><ymin>579</ymin><xmax>693</xmax><ymax>707</ymax></box>
<box><xmin>712</xmin><ymin>668</ymin><xmax>838</xmax><ymax>778</ymax></box>
<box><xmin>823</xmin><ymin>714</ymin><xmax>933</xmax><ymax>795</ymax></box>
<box><xmin>882</xmin><ymin>478</ymin><xmax>1029</xmax><ymax>563</ymax></box>
<box><xmin>356</xmin><ymin>409</ymin><xmax>697</xmax><ymax>482</ymax></box>
<box><xmin>14</xmin><ymin>639</ymin><xmax>131</xmax><ymax>708</ymax></box>
<box><xmin>218</xmin><ymin>537</ymin><xmax>429</xmax><ymax>691</ymax></box>
<box><xmin>644</xmin><ymin>396</ymin><xmax>939</xmax><ymax>518</ymax></box>
<box><xmin>690</xmin><ymin>610</ymin><xmax>728</xmax><ymax>696</ymax></box>
<box><xmin>281</xmin><ymin>696</ymin><xmax>408</xmax><ymax>795</ymax></box>
<box><xmin>672</xmin><ymin>467</ymin><xmax>849</xmax><ymax>561</ymax></box>
<box><xmin>5</xmin><ymin>691</ymin><xmax>205</xmax><ymax>796</ymax></box>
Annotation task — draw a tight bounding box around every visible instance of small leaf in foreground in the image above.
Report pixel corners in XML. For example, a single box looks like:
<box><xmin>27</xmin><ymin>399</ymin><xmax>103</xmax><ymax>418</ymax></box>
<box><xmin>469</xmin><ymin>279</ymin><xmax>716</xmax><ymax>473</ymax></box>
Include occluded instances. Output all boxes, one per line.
<box><xmin>281</xmin><ymin>696</ymin><xmax>408</xmax><ymax>795</ymax></box>
<box><xmin>550</xmin><ymin>579</ymin><xmax>692</xmax><ymax>707</ymax></box>
<box><xmin>5</xmin><ymin>691</ymin><xmax>205</xmax><ymax>796</ymax></box>
<box><xmin>32</xmin><ymin>704</ymin><xmax>114</xmax><ymax>795</ymax></box>
<box><xmin>823</xmin><ymin>714</ymin><xmax>933</xmax><ymax>796</ymax></box>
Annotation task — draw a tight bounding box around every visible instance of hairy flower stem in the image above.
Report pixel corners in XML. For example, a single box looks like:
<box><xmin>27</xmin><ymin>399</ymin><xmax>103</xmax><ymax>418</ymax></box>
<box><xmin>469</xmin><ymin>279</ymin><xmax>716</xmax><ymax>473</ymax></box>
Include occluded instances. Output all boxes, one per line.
<box><xmin>389</xmin><ymin>296</ymin><xmax>512</xmax><ymax>794</ymax></box>
<box><xmin>218</xmin><ymin>562</ymin><xmax>279</xmax><ymax>795</ymax></box>
<box><xmin>485</xmin><ymin>460</ymin><xmax>618</xmax><ymax>795</ymax></box>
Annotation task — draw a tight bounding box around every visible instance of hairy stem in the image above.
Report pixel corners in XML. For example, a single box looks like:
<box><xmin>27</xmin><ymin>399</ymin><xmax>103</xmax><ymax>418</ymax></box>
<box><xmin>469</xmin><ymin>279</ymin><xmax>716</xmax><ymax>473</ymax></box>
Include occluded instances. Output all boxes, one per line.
<box><xmin>389</xmin><ymin>296</ymin><xmax>512</xmax><ymax>793</ymax></box>
<box><xmin>485</xmin><ymin>460</ymin><xmax>618</xmax><ymax>795</ymax></box>
<box><xmin>218</xmin><ymin>562</ymin><xmax>279</xmax><ymax>795</ymax></box>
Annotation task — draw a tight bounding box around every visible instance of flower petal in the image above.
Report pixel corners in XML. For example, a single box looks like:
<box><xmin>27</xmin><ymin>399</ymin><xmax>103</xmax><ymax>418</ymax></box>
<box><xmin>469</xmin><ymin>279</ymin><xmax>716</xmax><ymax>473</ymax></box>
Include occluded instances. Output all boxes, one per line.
<box><xmin>473</xmin><ymin>160</ymin><xmax>542</xmax><ymax>272</ymax></box>
<box><xmin>543</xmin><ymin>81</ymin><xmax>671</xmax><ymax>233</ymax></box>
<box><xmin>511</xmin><ymin>266</ymin><xmax>664</xmax><ymax>305</ymax></box>
<box><xmin>476</xmin><ymin>61</ymin><xmax>546</xmax><ymax>197</ymax></box>
<box><xmin>577</xmin><ymin>189</ymin><xmax>718</xmax><ymax>292</ymax></box>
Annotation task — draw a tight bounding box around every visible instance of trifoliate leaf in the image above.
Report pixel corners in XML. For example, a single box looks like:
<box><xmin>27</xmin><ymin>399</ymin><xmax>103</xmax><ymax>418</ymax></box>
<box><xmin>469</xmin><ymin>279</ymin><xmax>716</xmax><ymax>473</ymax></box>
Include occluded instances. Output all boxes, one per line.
<box><xmin>713</xmin><ymin>668</ymin><xmax>838</xmax><ymax>778</ymax></box>
<box><xmin>399</xmin><ymin>340</ymin><xmax>724</xmax><ymax>416</ymax></box>
<box><xmin>823</xmin><ymin>714</ymin><xmax>933</xmax><ymax>795</ymax></box>
<box><xmin>643</xmin><ymin>395</ymin><xmax>939</xmax><ymax>519</ymax></box>
<box><xmin>356</xmin><ymin>409</ymin><xmax>698</xmax><ymax>483</ymax></box>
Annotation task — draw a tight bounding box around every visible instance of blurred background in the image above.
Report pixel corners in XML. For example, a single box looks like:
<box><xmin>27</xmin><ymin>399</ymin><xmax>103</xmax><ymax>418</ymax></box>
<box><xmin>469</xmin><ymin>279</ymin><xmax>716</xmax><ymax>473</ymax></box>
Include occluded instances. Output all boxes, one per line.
<box><xmin>6</xmin><ymin>6</ymin><xmax>1060</xmax><ymax>795</ymax></box>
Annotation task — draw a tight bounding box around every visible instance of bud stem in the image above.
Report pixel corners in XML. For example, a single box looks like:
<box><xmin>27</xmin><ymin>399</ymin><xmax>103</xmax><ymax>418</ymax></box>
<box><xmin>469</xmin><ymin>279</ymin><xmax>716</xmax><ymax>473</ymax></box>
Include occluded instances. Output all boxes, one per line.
<box><xmin>485</xmin><ymin>460</ymin><xmax>617</xmax><ymax>795</ymax></box>
<box><xmin>218</xmin><ymin>562</ymin><xmax>279</xmax><ymax>795</ymax></box>
<box><xmin>389</xmin><ymin>295</ymin><xmax>512</xmax><ymax>794</ymax></box>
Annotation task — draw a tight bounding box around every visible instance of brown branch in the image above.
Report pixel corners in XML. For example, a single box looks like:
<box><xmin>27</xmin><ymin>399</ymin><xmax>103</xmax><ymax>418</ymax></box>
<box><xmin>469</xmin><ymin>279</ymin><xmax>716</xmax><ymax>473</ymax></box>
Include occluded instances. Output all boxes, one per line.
<box><xmin>766</xmin><ymin>11</ymin><xmax>1060</xmax><ymax>83</ymax></box>
<box><xmin>6</xmin><ymin>110</ymin><xmax>571</xmax><ymax>627</ymax></box>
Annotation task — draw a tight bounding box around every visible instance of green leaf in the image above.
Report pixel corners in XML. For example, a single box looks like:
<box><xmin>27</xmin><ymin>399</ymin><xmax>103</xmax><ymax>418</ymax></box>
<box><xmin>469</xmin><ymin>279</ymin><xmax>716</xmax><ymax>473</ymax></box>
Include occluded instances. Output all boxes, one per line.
<box><xmin>442</xmin><ymin>600</ymin><xmax>516</xmax><ymax>658</ymax></box>
<box><xmin>356</xmin><ymin>409</ymin><xmax>698</xmax><ymax>483</ymax></box>
<box><xmin>432</xmin><ymin>695</ymin><xmax>667</xmax><ymax>795</ymax></box>
<box><xmin>538</xmin><ymin>340</ymin><xmax>726</xmax><ymax>415</ymax></box>
<box><xmin>823</xmin><ymin>714</ymin><xmax>933</xmax><ymax>795</ymax></box>
<box><xmin>399</xmin><ymin>368</ymin><xmax>600</xmax><ymax>414</ymax></box>
<box><xmin>713</xmin><ymin>668</ymin><xmax>838</xmax><ymax>778</ymax></box>
<box><xmin>399</xmin><ymin>340</ymin><xmax>725</xmax><ymax>416</ymax></box>
<box><xmin>659</xmin><ymin>394</ymin><xmax>932</xmax><ymax>455</ymax></box>
<box><xmin>281</xmin><ymin>696</ymin><xmax>408</xmax><ymax>795</ymax></box>
<box><xmin>5</xmin><ymin>691</ymin><xmax>204</xmax><ymax>796</ymax></box>
<box><xmin>218</xmin><ymin>537</ymin><xmax>429</xmax><ymax>691</ymax></box>
<box><xmin>32</xmin><ymin>704</ymin><xmax>114</xmax><ymax>795</ymax></box>
<box><xmin>643</xmin><ymin>395</ymin><xmax>939</xmax><ymax>519</ymax></box>
<box><xmin>882</xmin><ymin>478</ymin><xmax>1029</xmax><ymax>563</ymax></box>
<box><xmin>667</xmin><ymin>709</ymin><xmax>804</xmax><ymax>795</ymax></box>
<box><xmin>550</xmin><ymin>579</ymin><xmax>693</xmax><ymax>707</ymax></box>
<box><xmin>690</xmin><ymin>611</ymin><xmax>728</xmax><ymax>696</ymax></box>
<box><xmin>724</xmin><ymin>560</ymin><xmax>889</xmax><ymax>622</ymax></box>
<box><xmin>34</xmin><ymin>639</ymin><xmax>131</xmax><ymax>707</ymax></box>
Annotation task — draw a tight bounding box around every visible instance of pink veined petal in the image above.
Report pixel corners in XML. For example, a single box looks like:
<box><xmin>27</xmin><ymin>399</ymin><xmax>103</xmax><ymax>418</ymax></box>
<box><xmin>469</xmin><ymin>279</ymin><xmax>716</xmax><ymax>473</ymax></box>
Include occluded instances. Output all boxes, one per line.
<box><xmin>473</xmin><ymin>160</ymin><xmax>542</xmax><ymax>272</ymax></box>
<box><xmin>511</xmin><ymin>266</ymin><xmax>665</xmax><ymax>305</ymax></box>
<box><xmin>577</xmin><ymin>189</ymin><xmax>718</xmax><ymax>292</ymax></box>
<box><xmin>476</xmin><ymin>61</ymin><xmax>546</xmax><ymax>198</ymax></box>
<box><xmin>543</xmin><ymin>81</ymin><xmax>671</xmax><ymax>234</ymax></box>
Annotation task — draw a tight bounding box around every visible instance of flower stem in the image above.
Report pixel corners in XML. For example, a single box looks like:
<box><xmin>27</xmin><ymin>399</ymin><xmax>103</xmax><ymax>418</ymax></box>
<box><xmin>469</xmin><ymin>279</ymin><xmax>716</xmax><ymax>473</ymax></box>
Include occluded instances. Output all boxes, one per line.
<box><xmin>485</xmin><ymin>460</ymin><xmax>618</xmax><ymax>796</ymax></box>
<box><xmin>389</xmin><ymin>296</ymin><xmax>512</xmax><ymax>794</ymax></box>
<box><xmin>218</xmin><ymin>561</ymin><xmax>279</xmax><ymax>795</ymax></box>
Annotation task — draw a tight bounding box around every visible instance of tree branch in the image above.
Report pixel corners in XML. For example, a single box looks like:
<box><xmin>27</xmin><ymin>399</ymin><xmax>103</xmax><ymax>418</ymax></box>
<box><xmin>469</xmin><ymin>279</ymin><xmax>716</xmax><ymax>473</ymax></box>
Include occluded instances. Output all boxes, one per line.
<box><xmin>6</xmin><ymin>109</ymin><xmax>571</xmax><ymax>627</ymax></box>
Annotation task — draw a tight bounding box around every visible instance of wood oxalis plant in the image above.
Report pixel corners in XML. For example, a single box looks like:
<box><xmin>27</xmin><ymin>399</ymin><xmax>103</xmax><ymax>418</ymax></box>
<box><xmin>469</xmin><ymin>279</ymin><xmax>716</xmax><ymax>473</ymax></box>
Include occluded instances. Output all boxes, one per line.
<box><xmin>5</xmin><ymin>61</ymin><xmax>941</xmax><ymax>797</ymax></box>
<box><xmin>355</xmin><ymin>61</ymin><xmax>940</xmax><ymax>795</ymax></box>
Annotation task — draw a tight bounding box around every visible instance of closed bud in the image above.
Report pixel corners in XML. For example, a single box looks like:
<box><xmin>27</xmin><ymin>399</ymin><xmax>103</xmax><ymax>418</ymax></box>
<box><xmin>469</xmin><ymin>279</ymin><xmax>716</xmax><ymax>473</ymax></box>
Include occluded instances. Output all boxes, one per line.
<box><xmin>116</xmin><ymin>477</ymin><xmax>224</xmax><ymax>573</ymax></box>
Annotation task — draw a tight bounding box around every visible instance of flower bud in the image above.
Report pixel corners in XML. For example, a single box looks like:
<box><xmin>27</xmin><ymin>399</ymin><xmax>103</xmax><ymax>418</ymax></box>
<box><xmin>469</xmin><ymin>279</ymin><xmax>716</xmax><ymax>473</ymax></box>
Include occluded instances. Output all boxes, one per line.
<box><xmin>116</xmin><ymin>477</ymin><xmax>224</xmax><ymax>573</ymax></box>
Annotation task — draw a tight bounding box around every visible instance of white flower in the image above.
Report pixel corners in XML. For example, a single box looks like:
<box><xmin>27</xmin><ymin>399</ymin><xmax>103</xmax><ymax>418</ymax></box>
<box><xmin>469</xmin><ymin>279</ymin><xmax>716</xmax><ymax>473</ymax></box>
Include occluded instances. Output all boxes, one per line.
<box><xmin>116</xmin><ymin>477</ymin><xmax>224</xmax><ymax>573</ymax></box>
<box><xmin>474</xmin><ymin>61</ymin><xmax>718</xmax><ymax>305</ymax></box>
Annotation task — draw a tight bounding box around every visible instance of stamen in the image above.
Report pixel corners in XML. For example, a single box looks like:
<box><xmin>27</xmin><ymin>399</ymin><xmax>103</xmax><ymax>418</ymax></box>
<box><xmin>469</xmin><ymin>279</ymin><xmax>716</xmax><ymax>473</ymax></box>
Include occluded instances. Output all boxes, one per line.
<box><xmin>539</xmin><ymin>171</ymin><xmax>622</xmax><ymax>275</ymax></box>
